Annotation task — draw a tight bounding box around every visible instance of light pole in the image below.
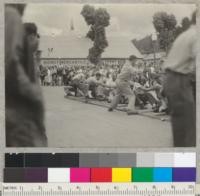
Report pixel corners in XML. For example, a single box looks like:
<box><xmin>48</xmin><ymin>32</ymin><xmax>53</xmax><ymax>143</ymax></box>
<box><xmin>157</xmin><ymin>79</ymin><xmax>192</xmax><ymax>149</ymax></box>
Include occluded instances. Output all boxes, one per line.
<box><xmin>152</xmin><ymin>32</ymin><xmax>157</xmax><ymax>67</ymax></box>
<box><xmin>48</xmin><ymin>47</ymin><xmax>53</xmax><ymax>57</ymax></box>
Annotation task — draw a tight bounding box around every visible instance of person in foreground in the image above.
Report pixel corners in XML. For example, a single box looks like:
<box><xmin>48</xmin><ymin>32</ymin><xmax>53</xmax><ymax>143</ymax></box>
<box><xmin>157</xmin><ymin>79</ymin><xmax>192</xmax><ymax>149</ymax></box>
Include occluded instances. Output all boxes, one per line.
<box><xmin>163</xmin><ymin>12</ymin><xmax>196</xmax><ymax>147</ymax></box>
<box><xmin>5</xmin><ymin>4</ymin><xmax>47</xmax><ymax>147</ymax></box>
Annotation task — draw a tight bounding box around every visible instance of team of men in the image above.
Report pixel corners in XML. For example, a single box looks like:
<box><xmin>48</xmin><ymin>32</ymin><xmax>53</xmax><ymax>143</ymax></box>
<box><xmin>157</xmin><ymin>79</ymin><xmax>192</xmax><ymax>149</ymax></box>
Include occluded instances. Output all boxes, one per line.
<box><xmin>64</xmin><ymin>55</ymin><xmax>142</xmax><ymax>114</ymax></box>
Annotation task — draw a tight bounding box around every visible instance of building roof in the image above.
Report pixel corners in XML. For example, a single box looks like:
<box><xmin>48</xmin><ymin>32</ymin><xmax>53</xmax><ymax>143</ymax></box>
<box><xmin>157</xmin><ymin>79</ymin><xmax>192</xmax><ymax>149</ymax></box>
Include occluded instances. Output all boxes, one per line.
<box><xmin>132</xmin><ymin>35</ymin><xmax>163</xmax><ymax>55</ymax></box>
<box><xmin>102</xmin><ymin>36</ymin><xmax>142</xmax><ymax>58</ymax></box>
<box><xmin>39</xmin><ymin>33</ymin><xmax>142</xmax><ymax>59</ymax></box>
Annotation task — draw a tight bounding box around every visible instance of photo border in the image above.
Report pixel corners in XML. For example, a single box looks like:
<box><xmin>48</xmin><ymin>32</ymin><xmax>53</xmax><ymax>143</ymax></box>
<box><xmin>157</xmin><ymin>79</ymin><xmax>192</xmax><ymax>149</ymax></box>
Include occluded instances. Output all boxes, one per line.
<box><xmin>0</xmin><ymin>0</ymin><xmax>199</xmax><ymax>182</ymax></box>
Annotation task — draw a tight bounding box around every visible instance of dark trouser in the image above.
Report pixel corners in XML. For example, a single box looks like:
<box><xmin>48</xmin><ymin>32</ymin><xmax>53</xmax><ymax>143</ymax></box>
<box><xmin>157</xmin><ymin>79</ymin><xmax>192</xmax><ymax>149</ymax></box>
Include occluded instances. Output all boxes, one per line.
<box><xmin>110</xmin><ymin>80</ymin><xmax>136</xmax><ymax>111</ymax></box>
<box><xmin>136</xmin><ymin>93</ymin><xmax>158</xmax><ymax>106</ymax></box>
<box><xmin>89</xmin><ymin>84</ymin><xmax>97</xmax><ymax>98</ymax></box>
<box><xmin>72</xmin><ymin>82</ymin><xmax>88</xmax><ymax>97</ymax></box>
<box><xmin>164</xmin><ymin>70</ymin><xmax>196</xmax><ymax>147</ymax></box>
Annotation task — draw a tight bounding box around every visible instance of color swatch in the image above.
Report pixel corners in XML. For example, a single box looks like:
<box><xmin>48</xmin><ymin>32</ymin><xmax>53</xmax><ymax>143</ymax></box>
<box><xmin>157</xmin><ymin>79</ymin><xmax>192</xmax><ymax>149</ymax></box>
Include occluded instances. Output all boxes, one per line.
<box><xmin>24</xmin><ymin>168</ymin><xmax>48</xmax><ymax>183</ymax></box>
<box><xmin>48</xmin><ymin>168</ymin><xmax>70</xmax><ymax>182</ymax></box>
<box><xmin>4</xmin><ymin>167</ymin><xmax>196</xmax><ymax>183</ymax></box>
<box><xmin>136</xmin><ymin>153</ymin><xmax>155</xmax><ymax>167</ymax></box>
<box><xmin>4</xmin><ymin>168</ymin><xmax>25</xmax><ymax>182</ymax></box>
<box><xmin>4</xmin><ymin>153</ymin><xmax>196</xmax><ymax>183</ymax></box>
<box><xmin>112</xmin><ymin>168</ymin><xmax>132</xmax><ymax>182</ymax></box>
<box><xmin>153</xmin><ymin>168</ymin><xmax>172</xmax><ymax>182</ymax></box>
<box><xmin>91</xmin><ymin>168</ymin><xmax>112</xmax><ymax>182</ymax></box>
<box><xmin>173</xmin><ymin>168</ymin><xmax>196</xmax><ymax>182</ymax></box>
<box><xmin>133</xmin><ymin>168</ymin><xmax>153</xmax><ymax>182</ymax></box>
<box><xmin>70</xmin><ymin>168</ymin><xmax>90</xmax><ymax>182</ymax></box>
<box><xmin>5</xmin><ymin>153</ymin><xmax>196</xmax><ymax>168</ymax></box>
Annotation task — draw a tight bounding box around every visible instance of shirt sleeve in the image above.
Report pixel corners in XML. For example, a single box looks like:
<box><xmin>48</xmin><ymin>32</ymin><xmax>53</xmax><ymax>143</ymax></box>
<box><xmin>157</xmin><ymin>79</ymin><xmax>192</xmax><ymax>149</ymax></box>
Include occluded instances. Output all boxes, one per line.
<box><xmin>128</xmin><ymin>66</ymin><xmax>136</xmax><ymax>75</ymax></box>
<box><xmin>164</xmin><ymin>26</ymin><xmax>196</xmax><ymax>74</ymax></box>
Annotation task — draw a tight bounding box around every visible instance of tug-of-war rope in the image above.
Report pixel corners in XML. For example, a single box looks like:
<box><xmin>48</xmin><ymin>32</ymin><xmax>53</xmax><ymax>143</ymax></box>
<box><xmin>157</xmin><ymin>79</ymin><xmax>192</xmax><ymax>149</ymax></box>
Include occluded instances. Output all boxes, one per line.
<box><xmin>64</xmin><ymin>95</ymin><xmax>170</xmax><ymax>122</ymax></box>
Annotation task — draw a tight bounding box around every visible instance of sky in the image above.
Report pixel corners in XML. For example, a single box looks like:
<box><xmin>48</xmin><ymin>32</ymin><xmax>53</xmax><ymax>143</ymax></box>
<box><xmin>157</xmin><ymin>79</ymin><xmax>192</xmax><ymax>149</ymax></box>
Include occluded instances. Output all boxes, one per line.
<box><xmin>23</xmin><ymin>3</ymin><xmax>196</xmax><ymax>40</ymax></box>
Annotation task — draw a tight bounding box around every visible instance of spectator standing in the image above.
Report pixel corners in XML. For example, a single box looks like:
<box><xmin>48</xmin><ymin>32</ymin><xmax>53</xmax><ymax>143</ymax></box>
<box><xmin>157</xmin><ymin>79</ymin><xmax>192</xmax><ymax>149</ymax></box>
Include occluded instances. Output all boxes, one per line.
<box><xmin>163</xmin><ymin>23</ymin><xmax>196</xmax><ymax>147</ymax></box>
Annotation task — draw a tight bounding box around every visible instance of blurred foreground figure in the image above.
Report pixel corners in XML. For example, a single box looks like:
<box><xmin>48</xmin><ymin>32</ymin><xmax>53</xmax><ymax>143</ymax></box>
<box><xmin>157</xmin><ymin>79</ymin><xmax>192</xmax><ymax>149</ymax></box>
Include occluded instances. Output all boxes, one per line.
<box><xmin>5</xmin><ymin>4</ymin><xmax>47</xmax><ymax>147</ymax></box>
<box><xmin>163</xmin><ymin>18</ymin><xmax>196</xmax><ymax>147</ymax></box>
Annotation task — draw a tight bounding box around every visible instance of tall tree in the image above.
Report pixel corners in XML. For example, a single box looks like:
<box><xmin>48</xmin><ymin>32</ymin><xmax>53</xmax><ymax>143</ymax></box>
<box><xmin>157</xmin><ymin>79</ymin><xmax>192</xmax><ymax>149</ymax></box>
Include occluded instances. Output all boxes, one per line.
<box><xmin>81</xmin><ymin>5</ymin><xmax>110</xmax><ymax>65</ymax></box>
<box><xmin>153</xmin><ymin>12</ymin><xmax>177</xmax><ymax>52</ymax></box>
<box><xmin>181</xmin><ymin>17</ymin><xmax>191</xmax><ymax>31</ymax></box>
<box><xmin>174</xmin><ymin>16</ymin><xmax>194</xmax><ymax>39</ymax></box>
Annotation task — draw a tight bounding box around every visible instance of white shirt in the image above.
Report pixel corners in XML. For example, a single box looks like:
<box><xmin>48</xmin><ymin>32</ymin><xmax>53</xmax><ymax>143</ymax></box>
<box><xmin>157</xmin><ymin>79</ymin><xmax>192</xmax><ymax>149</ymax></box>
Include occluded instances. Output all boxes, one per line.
<box><xmin>117</xmin><ymin>61</ymin><xmax>137</xmax><ymax>81</ymax></box>
<box><xmin>72</xmin><ymin>73</ymin><xmax>85</xmax><ymax>83</ymax></box>
<box><xmin>106</xmin><ymin>78</ymin><xmax>116</xmax><ymax>88</ymax></box>
<box><xmin>164</xmin><ymin>25</ymin><xmax>197</xmax><ymax>74</ymax></box>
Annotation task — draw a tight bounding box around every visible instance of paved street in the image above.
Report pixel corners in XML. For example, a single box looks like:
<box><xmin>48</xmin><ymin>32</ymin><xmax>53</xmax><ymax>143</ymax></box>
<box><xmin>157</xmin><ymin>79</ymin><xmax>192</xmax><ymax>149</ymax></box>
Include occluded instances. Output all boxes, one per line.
<box><xmin>43</xmin><ymin>87</ymin><xmax>173</xmax><ymax>147</ymax></box>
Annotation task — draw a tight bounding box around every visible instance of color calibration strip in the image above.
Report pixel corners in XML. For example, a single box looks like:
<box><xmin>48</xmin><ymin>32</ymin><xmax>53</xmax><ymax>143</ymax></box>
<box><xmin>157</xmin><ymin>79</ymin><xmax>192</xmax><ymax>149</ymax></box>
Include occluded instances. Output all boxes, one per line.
<box><xmin>4</xmin><ymin>167</ymin><xmax>196</xmax><ymax>182</ymax></box>
<box><xmin>5</xmin><ymin>152</ymin><xmax>196</xmax><ymax>168</ymax></box>
<box><xmin>4</xmin><ymin>153</ymin><xmax>196</xmax><ymax>183</ymax></box>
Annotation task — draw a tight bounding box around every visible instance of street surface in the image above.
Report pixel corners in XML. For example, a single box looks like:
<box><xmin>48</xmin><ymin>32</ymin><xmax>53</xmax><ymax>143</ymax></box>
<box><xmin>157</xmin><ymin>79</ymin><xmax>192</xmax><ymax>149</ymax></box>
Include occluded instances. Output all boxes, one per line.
<box><xmin>43</xmin><ymin>87</ymin><xmax>173</xmax><ymax>147</ymax></box>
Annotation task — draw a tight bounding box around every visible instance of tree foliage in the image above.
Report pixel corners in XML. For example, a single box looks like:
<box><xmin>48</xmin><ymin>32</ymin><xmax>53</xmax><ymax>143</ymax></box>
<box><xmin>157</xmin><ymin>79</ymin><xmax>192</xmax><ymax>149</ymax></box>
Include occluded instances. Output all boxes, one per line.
<box><xmin>81</xmin><ymin>5</ymin><xmax>110</xmax><ymax>65</ymax></box>
<box><xmin>153</xmin><ymin>12</ymin><xmax>177</xmax><ymax>52</ymax></box>
<box><xmin>153</xmin><ymin>11</ymin><xmax>195</xmax><ymax>52</ymax></box>
<box><xmin>181</xmin><ymin>17</ymin><xmax>191</xmax><ymax>31</ymax></box>
<box><xmin>174</xmin><ymin>17</ymin><xmax>193</xmax><ymax>39</ymax></box>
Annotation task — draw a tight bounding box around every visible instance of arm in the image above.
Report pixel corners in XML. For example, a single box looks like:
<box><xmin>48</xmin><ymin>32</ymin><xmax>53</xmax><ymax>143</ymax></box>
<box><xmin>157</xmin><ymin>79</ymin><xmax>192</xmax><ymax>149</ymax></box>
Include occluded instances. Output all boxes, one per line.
<box><xmin>139</xmin><ymin>84</ymin><xmax>161</xmax><ymax>92</ymax></box>
<box><xmin>99</xmin><ymin>83</ymin><xmax>116</xmax><ymax>89</ymax></box>
<box><xmin>139</xmin><ymin>86</ymin><xmax>156</xmax><ymax>92</ymax></box>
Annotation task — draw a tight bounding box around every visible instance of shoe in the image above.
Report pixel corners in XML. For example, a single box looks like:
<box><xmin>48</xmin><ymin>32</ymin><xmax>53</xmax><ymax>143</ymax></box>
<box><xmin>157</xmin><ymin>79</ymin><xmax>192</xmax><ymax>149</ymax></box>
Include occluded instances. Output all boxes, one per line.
<box><xmin>108</xmin><ymin>108</ymin><xmax>113</xmax><ymax>112</ymax></box>
<box><xmin>85</xmin><ymin>96</ymin><xmax>89</xmax><ymax>103</ymax></box>
<box><xmin>153</xmin><ymin>107</ymin><xmax>159</xmax><ymax>113</ymax></box>
<box><xmin>127</xmin><ymin>110</ymin><xmax>139</xmax><ymax>115</ymax></box>
<box><xmin>139</xmin><ymin>104</ymin><xmax>145</xmax><ymax>110</ymax></box>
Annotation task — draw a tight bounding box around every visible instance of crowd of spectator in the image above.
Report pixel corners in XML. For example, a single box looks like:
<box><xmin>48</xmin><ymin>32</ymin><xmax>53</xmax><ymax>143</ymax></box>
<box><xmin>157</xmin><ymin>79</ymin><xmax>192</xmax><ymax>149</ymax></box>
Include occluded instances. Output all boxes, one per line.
<box><xmin>38</xmin><ymin>60</ymin><xmax>168</xmax><ymax>113</ymax></box>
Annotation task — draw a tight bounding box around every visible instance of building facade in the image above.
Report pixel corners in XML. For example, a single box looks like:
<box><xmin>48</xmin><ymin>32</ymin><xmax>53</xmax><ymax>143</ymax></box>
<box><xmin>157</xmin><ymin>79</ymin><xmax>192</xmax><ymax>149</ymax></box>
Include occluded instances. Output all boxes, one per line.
<box><xmin>38</xmin><ymin>31</ymin><xmax>142</xmax><ymax>68</ymax></box>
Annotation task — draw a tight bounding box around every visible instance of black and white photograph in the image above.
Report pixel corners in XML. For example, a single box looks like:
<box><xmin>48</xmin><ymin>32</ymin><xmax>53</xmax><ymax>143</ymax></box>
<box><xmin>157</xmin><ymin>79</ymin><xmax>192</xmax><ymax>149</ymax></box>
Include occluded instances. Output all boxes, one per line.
<box><xmin>5</xmin><ymin>3</ymin><xmax>197</xmax><ymax>148</ymax></box>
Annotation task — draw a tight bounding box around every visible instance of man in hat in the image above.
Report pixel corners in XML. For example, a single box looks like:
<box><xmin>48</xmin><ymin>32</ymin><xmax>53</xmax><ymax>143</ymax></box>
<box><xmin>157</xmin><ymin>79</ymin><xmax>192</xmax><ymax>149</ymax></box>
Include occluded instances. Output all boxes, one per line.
<box><xmin>108</xmin><ymin>55</ymin><xmax>139</xmax><ymax>115</ymax></box>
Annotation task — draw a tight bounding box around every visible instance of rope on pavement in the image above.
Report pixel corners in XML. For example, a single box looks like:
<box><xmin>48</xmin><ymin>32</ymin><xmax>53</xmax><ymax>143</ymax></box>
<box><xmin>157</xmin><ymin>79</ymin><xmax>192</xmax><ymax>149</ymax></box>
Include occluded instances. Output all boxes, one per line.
<box><xmin>64</xmin><ymin>95</ymin><xmax>170</xmax><ymax>122</ymax></box>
